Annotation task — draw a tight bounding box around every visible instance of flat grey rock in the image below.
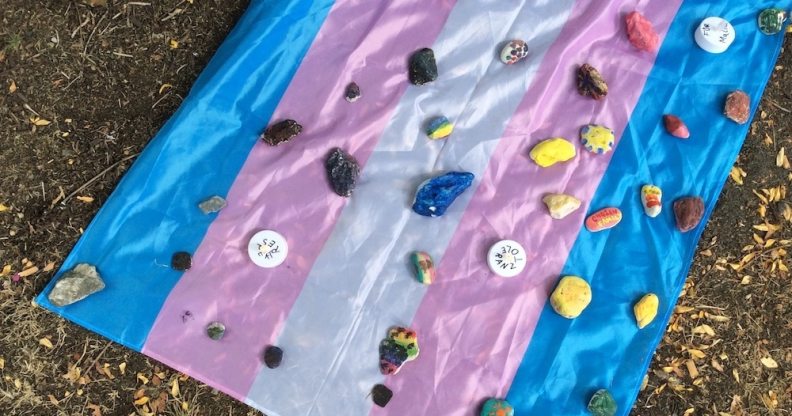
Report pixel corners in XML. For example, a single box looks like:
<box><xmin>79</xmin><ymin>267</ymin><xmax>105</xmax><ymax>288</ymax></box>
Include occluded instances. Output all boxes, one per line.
<box><xmin>48</xmin><ymin>263</ymin><xmax>105</xmax><ymax>307</ymax></box>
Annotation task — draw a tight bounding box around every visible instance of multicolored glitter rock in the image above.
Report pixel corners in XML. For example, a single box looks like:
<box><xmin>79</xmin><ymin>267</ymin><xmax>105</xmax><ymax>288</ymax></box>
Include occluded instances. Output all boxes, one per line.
<box><xmin>641</xmin><ymin>185</ymin><xmax>662</xmax><ymax>218</ymax></box>
<box><xmin>263</xmin><ymin>345</ymin><xmax>283</xmax><ymax>369</ymax></box>
<box><xmin>529</xmin><ymin>137</ymin><xmax>576</xmax><ymax>167</ymax></box>
<box><xmin>326</xmin><ymin>148</ymin><xmax>360</xmax><ymax>197</ymax></box>
<box><xmin>408</xmin><ymin>48</ymin><xmax>438</xmax><ymax>86</ymax></box>
<box><xmin>542</xmin><ymin>193</ymin><xmax>581</xmax><ymax>219</ymax></box>
<box><xmin>758</xmin><ymin>8</ymin><xmax>787</xmax><ymax>36</ymax></box>
<box><xmin>724</xmin><ymin>90</ymin><xmax>751</xmax><ymax>125</ymax></box>
<box><xmin>634</xmin><ymin>293</ymin><xmax>659</xmax><ymax>329</ymax></box>
<box><xmin>499</xmin><ymin>39</ymin><xmax>528</xmax><ymax>64</ymax></box>
<box><xmin>550</xmin><ymin>276</ymin><xmax>592</xmax><ymax>319</ymax></box>
<box><xmin>663</xmin><ymin>114</ymin><xmax>690</xmax><ymax>139</ymax></box>
<box><xmin>625</xmin><ymin>11</ymin><xmax>660</xmax><ymax>52</ymax></box>
<box><xmin>580</xmin><ymin>124</ymin><xmax>615</xmax><ymax>154</ymax></box>
<box><xmin>410</xmin><ymin>251</ymin><xmax>435</xmax><ymax>285</ymax></box>
<box><xmin>412</xmin><ymin>171</ymin><xmax>474</xmax><ymax>217</ymax></box>
<box><xmin>198</xmin><ymin>195</ymin><xmax>227</xmax><ymax>214</ymax></box>
<box><xmin>379</xmin><ymin>327</ymin><xmax>419</xmax><ymax>375</ymax></box>
<box><xmin>47</xmin><ymin>264</ymin><xmax>105</xmax><ymax>307</ymax></box>
<box><xmin>371</xmin><ymin>384</ymin><xmax>393</xmax><ymax>408</ymax></box>
<box><xmin>344</xmin><ymin>82</ymin><xmax>361</xmax><ymax>102</ymax></box>
<box><xmin>673</xmin><ymin>196</ymin><xmax>705</xmax><ymax>232</ymax></box>
<box><xmin>206</xmin><ymin>322</ymin><xmax>226</xmax><ymax>341</ymax></box>
<box><xmin>481</xmin><ymin>398</ymin><xmax>514</xmax><ymax>416</ymax></box>
<box><xmin>171</xmin><ymin>251</ymin><xmax>192</xmax><ymax>271</ymax></box>
<box><xmin>577</xmin><ymin>63</ymin><xmax>608</xmax><ymax>100</ymax></box>
<box><xmin>585</xmin><ymin>207</ymin><xmax>622</xmax><ymax>232</ymax></box>
<box><xmin>588</xmin><ymin>389</ymin><xmax>618</xmax><ymax>416</ymax></box>
<box><xmin>425</xmin><ymin>116</ymin><xmax>453</xmax><ymax>140</ymax></box>
<box><xmin>261</xmin><ymin>119</ymin><xmax>302</xmax><ymax>146</ymax></box>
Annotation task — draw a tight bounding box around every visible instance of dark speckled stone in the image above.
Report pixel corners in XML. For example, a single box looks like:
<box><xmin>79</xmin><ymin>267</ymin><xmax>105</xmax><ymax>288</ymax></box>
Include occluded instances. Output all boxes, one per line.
<box><xmin>408</xmin><ymin>48</ymin><xmax>438</xmax><ymax>86</ymax></box>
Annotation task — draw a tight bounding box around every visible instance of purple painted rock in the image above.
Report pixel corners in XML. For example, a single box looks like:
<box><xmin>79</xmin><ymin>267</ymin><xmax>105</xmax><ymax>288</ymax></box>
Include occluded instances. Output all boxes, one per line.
<box><xmin>673</xmin><ymin>196</ymin><xmax>704</xmax><ymax>232</ymax></box>
<box><xmin>261</xmin><ymin>119</ymin><xmax>302</xmax><ymax>146</ymax></box>
<box><xmin>626</xmin><ymin>11</ymin><xmax>660</xmax><ymax>52</ymax></box>
<box><xmin>663</xmin><ymin>115</ymin><xmax>690</xmax><ymax>139</ymax></box>
<box><xmin>724</xmin><ymin>90</ymin><xmax>750</xmax><ymax>125</ymax></box>
<box><xmin>577</xmin><ymin>64</ymin><xmax>608</xmax><ymax>100</ymax></box>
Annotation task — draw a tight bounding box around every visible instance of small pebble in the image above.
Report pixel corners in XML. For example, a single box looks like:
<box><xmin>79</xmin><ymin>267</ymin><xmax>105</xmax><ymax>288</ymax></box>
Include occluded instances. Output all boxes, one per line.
<box><xmin>550</xmin><ymin>276</ymin><xmax>592</xmax><ymax>319</ymax></box>
<box><xmin>344</xmin><ymin>82</ymin><xmax>361</xmax><ymax>102</ymax></box>
<box><xmin>640</xmin><ymin>185</ymin><xmax>662</xmax><ymax>218</ymax></box>
<box><xmin>206</xmin><ymin>322</ymin><xmax>226</xmax><ymax>341</ymax></box>
<box><xmin>171</xmin><ymin>252</ymin><xmax>192</xmax><ymax>271</ymax></box>
<box><xmin>481</xmin><ymin>398</ymin><xmax>514</xmax><ymax>416</ymax></box>
<box><xmin>694</xmin><ymin>17</ymin><xmax>735</xmax><ymax>54</ymax></box>
<box><xmin>371</xmin><ymin>384</ymin><xmax>393</xmax><ymax>408</ymax></box>
<box><xmin>577</xmin><ymin>64</ymin><xmax>608</xmax><ymax>100</ymax></box>
<box><xmin>425</xmin><ymin>116</ymin><xmax>453</xmax><ymax>140</ymax></box>
<box><xmin>580</xmin><ymin>124</ymin><xmax>614</xmax><ymax>154</ymax></box>
<box><xmin>263</xmin><ymin>345</ymin><xmax>283</xmax><ymax>369</ymax></box>
<box><xmin>634</xmin><ymin>293</ymin><xmax>659</xmax><ymax>329</ymax></box>
<box><xmin>585</xmin><ymin>207</ymin><xmax>622</xmax><ymax>232</ymax></box>
<box><xmin>663</xmin><ymin>114</ymin><xmax>690</xmax><ymax>139</ymax></box>
<box><xmin>625</xmin><ymin>11</ymin><xmax>660</xmax><ymax>52</ymax></box>
<box><xmin>500</xmin><ymin>39</ymin><xmax>528</xmax><ymax>64</ymax></box>
<box><xmin>673</xmin><ymin>196</ymin><xmax>704</xmax><ymax>232</ymax></box>
<box><xmin>409</xmin><ymin>48</ymin><xmax>438</xmax><ymax>86</ymax></box>
<box><xmin>758</xmin><ymin>8</ymin><xmax>787</xmax><ymax>36</ymax></box>
<box><xmin>47</xmin><ymin>264</ymin><xmax>105</xmax><ymax>307</ymax></box>
<box><xmin>198</xmin><ymin>195</ymin><xmax>227</xmax><ymax>214</ymax></box>
<box><xmin>261</xmin><ymin>119</ymin><xmax>302</xmax><ymax>146</ymax></box>
<box><xmin>410</xmin><ymin>251</ymin><xmax>435</xmax><ymax>285</ymax></box>
<box><xmin>487</xmin><ymin>240</ymin><xmax>527</xmax><ymax>278</ymax></box>
<box><xmin>530</xmin><ymin>138</ymin><xmax>576</xmax><ymax>167</ymax></box>
<box><xmin>326</xmin><ymin>148</ymin><xmax>360</xmax><ymax>197</ymax></box>
<box><xmin>412</xmin><ymin>172</ymin><xmax>474</xmax><ymax>217</ymax></box>
<box><xmin>588</xmin><ymin>389</ymin><xmax>618</xmax><ymax>416</ymax></box>
<box><xmin>542</xmin><ymin>193</ymin><xmax>581</xmax><ymax>219</ymax></box>
<box><xmin>724</xmin><ymin>90</ymin><xmax>750</xmax><ymax>125</ymax></box>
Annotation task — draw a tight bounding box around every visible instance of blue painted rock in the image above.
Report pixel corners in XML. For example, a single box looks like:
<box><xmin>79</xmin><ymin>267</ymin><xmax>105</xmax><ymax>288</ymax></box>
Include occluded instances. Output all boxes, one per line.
<box><xmin>412</xmin><ymin>172</ymin><xmax>474</xmax><ymax>217</ymax></box>
<box><xmin>500</xmin><ymin>39</ymin><xmax>528</xmax><ymax>64</ymax></box>
<box><xmin>580</xmin><ymin>124</ymin><xmax>614</xmax><ymax>154</ymax></box>
<box><xmin>426</xmin><ymin>116</ymin><xmax>453</xmax><ymax>140</ymax></box>
<box><xmin>481</xmin><ymin>398</ymin><xmax>514</xmax><ymax>416</ymax></box>
<box><xmin>326</xmin><ymin>148</ymin><xmax>360</xmax><ymax>197</ymax></box>
<box><xmin>409</xmin><ymin>48</ymin><xmax>438</xmax><ymax>86</ymax></box>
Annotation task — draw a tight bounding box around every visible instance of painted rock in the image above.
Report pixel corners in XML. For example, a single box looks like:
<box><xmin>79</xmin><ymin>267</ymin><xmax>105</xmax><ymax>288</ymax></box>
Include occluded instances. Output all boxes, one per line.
<box><xmin>371</xmin><ymin>384</ymin><xmax>393</xmax><ymax>408</ymax></box>
<box><xmin>663</xmin><ymin>114</ymin><xmax>690</xmax><ymax>139</ymax></box>
<box><xmin>263</xmin><ymin>345</ymin><xmax>283</xmax><ymax>369</ymax></box>
<box><xmin>550</xmin><ymin>276</ymin><xmax>592</xmax><ymax>319</ymax></box>
<box><xmin>248</xmin><ymin>230</ymin><xmax>288</xmax><ymax>268</ymax></box>
<box><xmin>530</xmin><ymin>137</ymin><xmax>576</xmax><ymax>167</ymax></box>
<box><xmin>261</xmin><ymin>119</ymin><xmax>302</xmax><ymax>146</ymax></box>
<box><xmin>542</xmin><ymin>193</ymin><xmax>581</xmax><ymax>219</ymax></box>
<box><xmin>634</xmin><ymin>293</ymin><xmax>659</xmax><ymax>329</ymax></box>
<box><xmin>641</xmin><ymin>185</ymin><xmax>662</xmax><ymax>218</ymax></box>
<box><xmin>695</xmin><ymin>17</ymin><xmax>735</xmax><ymax>54</ymax></box>
<box><xmin>198</xmin><ymin>195</ymin><xmax>227</xmax><ymax>214</ymax></box>
<box><xmin>585</xmin><ymin>207</ymin><xmax>622</xmax><ymax>232</ymax></box>
<box><xmin>673</xmin><ymin>196</ymin><xmax>704</xmax><ymax>232</ymax></box>
<box><xmin>206</xmin><ymin>322</ymin><xmax>226</xmax><ymax>341</ymax></box>
<box><xmin>379</xmin><ymin>327</ymin><xmax>419</xmax><ymax>375</ymax></box>
<box><xmin>758</xmin><ymin>8</ymin><xmax>787</xmax><ymax>36</ymax></box>
<box><xmin>171</xmin><ymin>251</ymin><xmax>192</xmax><ymax>271</ymax></box>
<box><xmin>580</xmin><ymin>124</ymin><xmax>615</xmax><ymax>154</ymax></box>
<box><xmin>487</xmin><ymin>240</ymin><xmax>527</xmax><ymax>278</ymax></box>
<box><xmin>500</xmin><ymin>39</ymin><xmax>528</xmax><ymax>65</ymax></box>
<box><xmin>326</xmin><ymin>148</ymin><xmax>360</xmax><ymax>197</ymax></box>
<box><xmin>410</xmin><ymin>251</ymin><xmax>435</xmax><ymax>285</ymax></box>
<box><xmin>409</xmin><ymin>48</ymin><xmax>438</xmax><ymax>86</ymax></box>
<box><xmin>412</xmin><ymin>171</ymin><xmax>475</xmax><ymax>217</ymax></box>
<box><xmin>426</xmin><ymin>116</ymin><xmax>453</xmax><ymax>140</ymax></box>
<box><xmin>626</xmin><ymin>11</ymin><xmax>660</xmax><ymax>52</ymax></box>
<box><xmin>481</xmin><ymin>398</ymin><xmax>514</xmax><ymax>416</ymax></box>
<box><xmin>724</xmin><ymin>90</ymin><xmax>750</xmax><ymax>125</ymax></box>
<box><xmin>588</xmin><ymin>389</ymin><xmax>618</xmax><ymax>416</ymax></box>
<box><xmin>47</xmin><ymin>264</ymin><xmax>105</xmax><ymax>307</ymax></box>
<box><xmin>344</xmin><ymin>82</ymin><xmax>361</xmax><ymax>102</ymax></box>
<box><xmin>577</xmin><ymin>64</ymin><xmax>608</xmax><ymax>100</ymax></box>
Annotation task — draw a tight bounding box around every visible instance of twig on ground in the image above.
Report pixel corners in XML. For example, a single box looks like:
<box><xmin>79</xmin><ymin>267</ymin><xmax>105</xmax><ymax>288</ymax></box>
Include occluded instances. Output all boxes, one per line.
<box><xmin>61</xmin><ymin>153</ymin><xmax>139</xmax><ymax>205</ymax></box>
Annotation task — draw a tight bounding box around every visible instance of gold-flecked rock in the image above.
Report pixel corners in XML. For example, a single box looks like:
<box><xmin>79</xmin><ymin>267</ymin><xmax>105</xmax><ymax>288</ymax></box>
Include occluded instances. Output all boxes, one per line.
<box><xmin>529</xmin><ymin>138</ymin><xmax>576</xmax><ymax>168</ymax></box>
<box><xmin>550</xmin><ymin>276</ymin><xmax>592</xmax><ymax>319</ymax></box>
<box><xmin>633</xmin><ymin>293</ymin><xmax>659</xmax><ymax>329</ymax></box>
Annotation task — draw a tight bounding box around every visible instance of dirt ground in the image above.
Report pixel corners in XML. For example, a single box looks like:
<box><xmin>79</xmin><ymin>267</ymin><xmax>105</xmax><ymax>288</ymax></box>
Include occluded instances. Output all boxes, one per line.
<box><xmin>0</xmin><ymin>1</ymin><xmax>790</xmax><ymax>415</ymax></box>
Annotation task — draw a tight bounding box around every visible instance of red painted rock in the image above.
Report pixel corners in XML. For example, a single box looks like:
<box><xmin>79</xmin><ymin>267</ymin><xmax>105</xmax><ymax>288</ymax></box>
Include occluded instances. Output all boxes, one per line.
<box><xmin>673</xmin><ymin>196</ymin><xmax>704</xmax><ymax>232</ymax></box>
<box><xmin>663</xmin><ymin>115</ymin><xmax>690</xmax><ymax>139</ymax></box>
<box><xmin>724</xmin><ymin>90</ymin><xmax>750</xmax><ymax>125</ymax></box>
<box><xmin>626</xmin><ymin>11</ymin><xmax>660</xmax><ymax>52</ymax></box>
<box><xmin>585</xmin><ymin>207</ymin><xmax>622</xmax><ymax>232</ymax></box>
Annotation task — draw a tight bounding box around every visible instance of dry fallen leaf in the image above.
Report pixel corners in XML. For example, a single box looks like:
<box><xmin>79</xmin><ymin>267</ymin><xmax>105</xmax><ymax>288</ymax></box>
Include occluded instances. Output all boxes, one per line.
<box><xmin>76</xmin><ymin>196</ymin><xmax>94</xmax><ymax>203</ymax></box>
<box><xmin>0</xmin><ymin>203</ymin><xmax>8</xmax><ymax>212</ymax></box>
<box><xmin>19</xmin><ymin>266</ymin><xmax>39</xmax><ymax>277</ymax></box>
<box><xmin>0</xmin><ymin>357</ymin><xmax>5</xmax><ymax>369</ymax></box>
<box><xmin>134</xmin><ymin>396</ymin><xmax>150</xmax><ymax>406</ymax></box>
<box><xmin>47</xmin><ymin>394</ymin><xmax>59</xmax><ymax>405</ymax></box>
<box><xmin>159</xmin><ymin>83</ymin><xmax>173</xmax><ymax>94</ymax></box>
<box><xmin>171</xmin><ymin>378</ymin><xmax>180</xmax><ymax>397</ymax></box>
<box><xmin>39</xmin><ymin>337</ymin><xmax>54</xmax><ymax>349</ymax></box>
<box><xmin>119</xmin><ymin>362</ymin><xmax>127</xmax><ymax>375</ymax></box>
<box><xmin>9</xmin><ymin>80</ymin><xmax>17</xmax><ymax>93</ymax></box>
<box><xmin>137</xmin><ymin>373</ymin><xmax>149</xmax><ymax>384</ymax></box>
<box><xmin>1</xmin><ymin>265</ymin><xmax>11</xmax><ymax>276</ymax></box>
<box><xmin>693</xmin><ymin>324</ymin><xmax>716</xmax><ymax>336</ymax></box>
<box><xmin>169</xmin><ymin>39</ymin><xmax>179</xmax><ymax>49</ymax></box>
<box><xmin>730</xmin><ymin>166</ymin><xmax>746</xmax><ymax>185</ymax></box>
<box><xmin>29</xmin><ymin>116</ymin><xmax>51</xmax><ymax>126</ymax></box>
<box><xmin>686</xmin><ymin>359</ymin><xmax>699</xmax><ymax>379</ymax></box>
<box><xmin>86</xmin><ymin>403</ymin><xmax>101</xmax><ymax>416</ymax></box>
<box><xmin>778</xmin><ymin>147</ymin><xmax>791</xmax><ymax>169</ymax></box>
<box><xmin>43</xmin><ymin>262</ymin><xmax>55</xmax><ymax>272</ymax></box>
<box><xmin>760</xmin><ymin>356</ymin><xmax>779</xmax><ymax>369</ymax></box>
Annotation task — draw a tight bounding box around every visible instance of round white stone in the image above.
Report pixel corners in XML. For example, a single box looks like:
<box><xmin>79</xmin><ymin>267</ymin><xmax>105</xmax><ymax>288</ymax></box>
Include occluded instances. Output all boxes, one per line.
<box><xmin>694</xmin><ymin>17</ymin><xmax>735</xmax><ymax>54</ymax></box>
<box><xmin>487</xmin><ymin>239</ymin><xmax>527</xmax><ymax>278</ymax></box>
<box><xmin>248</xmin><ymin>230</ymin><xmax>288</xmax><ymax>268</ymax></box>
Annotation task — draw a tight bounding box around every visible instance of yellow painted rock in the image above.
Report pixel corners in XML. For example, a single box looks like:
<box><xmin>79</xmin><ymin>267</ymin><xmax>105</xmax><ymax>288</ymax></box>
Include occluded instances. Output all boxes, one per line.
<box><xmin>550</xmin><ymin>276</ymin><xmax>592</xmax><ymax>319</ymax></box>
<box><xmin>529</xmin><ymin>138</ymin><xmax>576</xmax><ymax>168</ymax></box>
<box><xmin>633</xmin><ymin>293</ymin><xmax>659</xmax><ymax>329</ymax></box>
<box><xmin>542</xmin><ymin>194</ymin><xmax>581</xmax><ymax>219</ymax></box>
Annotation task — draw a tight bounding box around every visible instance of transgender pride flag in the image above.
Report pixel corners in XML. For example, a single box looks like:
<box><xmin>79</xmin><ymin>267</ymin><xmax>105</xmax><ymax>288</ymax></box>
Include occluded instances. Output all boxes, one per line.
<box><xmin>37</xmin><ymin>1</ymin><xmax>789</xmax><ymax>415</ymax></box>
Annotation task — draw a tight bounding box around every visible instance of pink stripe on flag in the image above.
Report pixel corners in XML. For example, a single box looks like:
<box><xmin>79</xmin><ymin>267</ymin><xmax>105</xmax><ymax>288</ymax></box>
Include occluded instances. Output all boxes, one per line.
<box><xmin>143</xmin><ymin>0</ymin><xmax>459</xmax><ymax>399</ymax></box>
<box><xmin>376</xmin><ymin>1</ymin><xmax>682</xmax><ymax>414</ymax></box>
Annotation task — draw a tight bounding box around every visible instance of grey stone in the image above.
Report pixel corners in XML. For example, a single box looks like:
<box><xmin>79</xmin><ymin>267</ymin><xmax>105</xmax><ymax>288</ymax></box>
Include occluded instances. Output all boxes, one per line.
<box><xmin>199</xmin><ymin>196</ymin><xmax>226</xmax><ymax>214</ymax></box>
<box><xmin>48</xmin><ymin>264</ymin><xmax>105</xmax><ymax>307</ymax></box>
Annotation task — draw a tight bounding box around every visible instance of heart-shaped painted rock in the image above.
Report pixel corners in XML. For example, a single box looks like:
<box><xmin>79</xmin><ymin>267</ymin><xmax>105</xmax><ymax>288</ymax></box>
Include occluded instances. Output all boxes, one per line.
<box><xmin>585</xmin><ymin>207</ymin><xmax>622</xmax><ymax>232</ymax></box>
<box><xmin>580</xmin><ymin>124</ymin><xmax>615</xmax><ymax>154</ymax></box>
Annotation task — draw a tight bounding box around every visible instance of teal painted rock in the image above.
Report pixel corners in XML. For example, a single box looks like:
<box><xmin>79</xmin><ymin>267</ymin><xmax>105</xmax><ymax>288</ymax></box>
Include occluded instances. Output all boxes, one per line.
<box><xmin>588</xmin><ymin>389</ymin><xmax>617</xmax><ymax>416</ymax></box>
<box><xmin>481</xmin><ymin>398</ymin><xmax>514</xmax><ymax>416</ymax></box>
<box><xmin>759</xmin><ymin>8</ymin><xmax>787</xmax><ymax>35</ymax></box>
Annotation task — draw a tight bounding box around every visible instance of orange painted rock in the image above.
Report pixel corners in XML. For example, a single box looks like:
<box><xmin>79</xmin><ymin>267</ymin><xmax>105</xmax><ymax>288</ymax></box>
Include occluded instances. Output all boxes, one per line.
<box><xmin>663</xmin><ymin>115</ymin><xmax>690</xmax><ymax>139</ymax></box>
<box><xmin>626</xmin><ymin>11</ymin><xmax>660</xmax><ymax>52</ymax></box>
<box><xmin>585</xmin><ymin>207</ymin><xmax>622</xmax><ymax>232</ymax></box>
<box><xmin>725</xmin><ymin>90</ymin><xmax>750</xmax><ymax>124</ymax></box>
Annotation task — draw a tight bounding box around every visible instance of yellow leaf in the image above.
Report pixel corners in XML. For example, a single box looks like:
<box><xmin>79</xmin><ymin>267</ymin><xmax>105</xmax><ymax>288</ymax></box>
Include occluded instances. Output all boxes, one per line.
<box><xmin>761</xmin><ymin>356</ymin><xmax>779</xmax><ymax>369</ymax></box>
<box><xmin>181</xmin><ymin>402</ymin><xmax>189</xmax><ymax>411</ymax></box>
<box><xmin>18</xmin><ymin>266</ymin><xmax>39</xmax><ymax>277</ymax></box>
<box><xmin>759</xmin><ymin>204</ymin><xmax>767</xmax><ymax>218</ymax></box>
<box><xmin>159</xmin><ymin>84</ymin><xmax>172</xmax><ymax>94</ymax></box>
<box><xmin>119</xmin><ymin>362</ymin><xmax>127</xmax><ymax>375</ymax></box>
<box><xmin>76</xmin><ymin>196</ymin><xmax>94</xmax><ymax>203</ymax></box>
<box><xmin>1</xmin><ymin>265</ymin><xmax>11</xmax><ymax>276</ymax></box>
<box><xmin>733</xmin><ymin>369</ymin><xmax>740</xmax><ymax>383</ymax></box>
<box><xmin>134</xmin><ymin>396</ymin><xmax>150</xmax><ymax>406</ymax></box>
<box><xmin>753</xmin><ymin>233</ymin><xmax>764</xmax><ymax>244</ymax></box>
<box><xmin>730</xmin><ymin>167</ymin><xmax>745</xmax><ymax>185</ymax></box>
<box><xmin>43</xmin><ymin>262</ymin><xmax>55</xmax><ymax>272</ymax></box>
<box><xmin>39</xmin><ymin>337</ymin><xmax>54</xmax><ymax>349</ymax></box>
<box><xmin>9</xmin><ymin>80</ymin><xmax>17</xmax><ymax>93</ymax></box>
<box><xmin>693</xmin><ymin>324</ymin><xmax>715</xmax><ymax>336</ymax></box>
<box><xmin>169</xmin><ymin>39</ymin><xmax>179</xmax><ymax>49</ymax></box>
<box><xmin>137</xmin><ymin>373</ymin><xmax>149</xmax><ymax>384</ymax></box>
<box><xmin>688</xmin><ymin>349</ymin><xmax>706</xmax><ymax>359</ymax></box>
<box><xmin>171</xmin><ymin>378</ymin><xmax>180</xmax><ymax>397</ymax></box>
<box><xmin>741</xmin><ymin>275</ymin><xmax>751</xmax><ymax>285</ymax></box>
<box><xmin>686</xmin><ymin>359</ymin><xmax>699</xmax><ymax>379</ymax></box>
<box><xmin>0</xmin><ymin>204</ymin><xmax>8</xmax><ymax>212</ymax></box>
<box><xmin>778</xmin><ymin>148</ymin><xmax>791</xmax><ymax>169</ymax></box>
<box><xmin>30</xmin><ymin>116</ymin><xmax>51</xmax><ymax>126</ymax></box>
<box><xmin>0</xmin><ymin>357</ymin><xmax>4</xmax><ymax>369</ymax></box>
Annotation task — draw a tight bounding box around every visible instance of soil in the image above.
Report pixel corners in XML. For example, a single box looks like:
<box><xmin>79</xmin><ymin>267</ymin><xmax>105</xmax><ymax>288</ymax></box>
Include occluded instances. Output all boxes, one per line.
<box><xmin>0</xmin><ymin>1</ymin><xmax>790</xmax><ymax>415</ymax></box>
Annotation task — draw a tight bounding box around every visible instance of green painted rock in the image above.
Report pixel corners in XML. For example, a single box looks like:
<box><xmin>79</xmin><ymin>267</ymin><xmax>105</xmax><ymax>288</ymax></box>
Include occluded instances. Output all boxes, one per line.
<box><xmin>588</xmin><ymin>389</ymin><xmax>617</xmax><ymax>416</ymax></box>
<box><xmin>758</xmin><ymin>8</ymin><xmax>787</xmax><ymax>35</ymax></box>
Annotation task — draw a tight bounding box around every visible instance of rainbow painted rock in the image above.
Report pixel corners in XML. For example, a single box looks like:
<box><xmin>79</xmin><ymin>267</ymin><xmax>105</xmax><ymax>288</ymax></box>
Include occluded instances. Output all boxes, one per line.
<box><xmin>542</xmin><ymin>193</ymin><xmax>581</xmax><ymax>219</ymax></box>
<box><xmin>379</xmin><ymin>327</ymin><xmax>419</xmax><ymax>375</ymax></box>
<box><xmin>634</xmin><ymin>293</ymin><xmax>659</xmax><ymax>329</ymax></box>
<box><xmin>410</xmin><ymin>251</ymin><xmax>435</xmax><ymax>285</ymax></box>
<box><xmin>550</xmin><ymin>276</ymin><xmax>592</xmax><ymax>319</ymax></box>
<box><xmin>481</xmin><ymin>398</ymin><xmax>514</xmax><ymax>416</ymax></box>
<box><xmin>500</xmin><ymin>39</ymin><xmax>528</xmax><ymax>64</ymax></box>
<box><xmin>673</xmin><ymin>196</ymin><xmax>704</xmax><ymax>232</ymax></box>
<box><xmin>758</xmin><ymin>8</ymin><xmax>787</xmax><ymax>36</ymax></box>
<box><xmin>588</xmin><ymin>389</ymin><xmax>617</xmax><ymax>416</ymax></box>
<box><xmin>585</xmin><ymin>207</ymin><xmax>622</xmax><ymax>232</ymax></box>
<box><xmin>626</xmin><ymin>11</ymin><xmax>660</xmax><ymax>52</ymax></box>
<box><xmin>530</xmin><ymin>138</ymin><xmax>576</xmax><ymax>167</ymax></box>
<box><xmin>641</xmin><ymin>185</ymin><xmax>662</xmax><ymax>218</ymax></box>
<box><xmin>724</xmin><ymin>90</ymin><xmax>750</xmax><ymax>125</ymax></box>
<box><xmin>426</xmin><ymin>116</ymin><xmax>453</xmax><ymax>140</ymax></box>
<box><xmin>663</xmin><ymin>114</ymin><xmax>690</xmax><ymax>139</ymax></box>
<box><xmin>577</xmin><ymin>64</ymin><xmax>608</xmax><ymax>100</ymax></box>
<box><xmin>580</xmin><ymin>124</ymin><xmax>615</xmax><ymax>154</ymax></box>
<box><xmin>412</xmin><ymin>172</ymin><xmax>475</xmax><ymax>217</ymax></box>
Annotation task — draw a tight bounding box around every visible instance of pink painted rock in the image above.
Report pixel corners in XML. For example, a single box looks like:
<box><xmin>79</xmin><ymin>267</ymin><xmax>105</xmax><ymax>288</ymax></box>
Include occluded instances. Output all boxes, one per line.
<box><xmin>585</xmin><ymin>207</ymin><xmax>622</xmax><ymax>232</ymax></box>
<box><xmin>663</xmin><ymin>115</ymin><xmax>690</xmax><ymax>139</ymax></box>
<box><xmin>626</xmin><ymin>11</ymin><xmax>660</xmax><ymax>52</ymax></box>
<box><xmin>674</xmin><ymin>196</ymin><xmax>704</xmax><ymax>232</ymax></box>
<box><xmin>724</xmin><ymin>90</ymin><xmax>750</xmax><ymax>125</ymax></box>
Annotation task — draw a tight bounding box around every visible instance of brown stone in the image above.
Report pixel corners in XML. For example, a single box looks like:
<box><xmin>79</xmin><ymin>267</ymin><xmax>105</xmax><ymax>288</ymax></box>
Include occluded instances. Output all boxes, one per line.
<box><xmin>261</xmin><ymin>119</ymin><xmax>302</xmax><ymax>146</ymax></box>
<box><xmin>577</xmin><ymin>64</ymin><xmax>608</xmax><ymax>100</ymax></box>
<box><xmin>724</xmin><ymin>90</ymin><xmax>750</xmax><ymax>125</ymax></box>
<box><xmin>673</xmin><ymin>196</ymin><xmax>705</xmax><ymax>232</ymax></box>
